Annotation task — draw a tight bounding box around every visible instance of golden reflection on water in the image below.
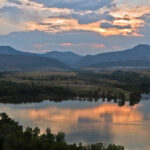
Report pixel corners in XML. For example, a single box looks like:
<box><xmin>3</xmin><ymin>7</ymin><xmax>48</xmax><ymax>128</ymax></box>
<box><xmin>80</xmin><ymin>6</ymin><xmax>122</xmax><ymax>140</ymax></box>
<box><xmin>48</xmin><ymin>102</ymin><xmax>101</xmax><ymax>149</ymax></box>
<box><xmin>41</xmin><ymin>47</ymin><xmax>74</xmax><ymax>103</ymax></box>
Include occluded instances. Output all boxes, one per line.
<box><xmin>0</xmin><ymin>101</ymin><xmax>150</xmax><ymax>150</ymax></box>
<box><xmin>28</xmin><ymin>103</ymin><xmax>143</xmax><ymax>133</ymax></box>
<box><xmin>0</xmin><ymin>103</ymin><xmax>143</xmax><ymax>133</ymax></box>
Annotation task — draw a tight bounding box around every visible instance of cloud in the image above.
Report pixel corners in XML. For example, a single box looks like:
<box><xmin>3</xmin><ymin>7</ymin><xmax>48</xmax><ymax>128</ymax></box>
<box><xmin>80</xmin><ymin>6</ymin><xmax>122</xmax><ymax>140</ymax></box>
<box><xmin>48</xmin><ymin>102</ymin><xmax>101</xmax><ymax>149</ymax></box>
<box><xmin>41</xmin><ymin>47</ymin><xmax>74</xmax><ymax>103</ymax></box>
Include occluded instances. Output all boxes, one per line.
<box><xmin>60</xmin><ymin>43</ymin><xmax>74</xmax><ymax>46</ymax></box>
<box><xmin>100</xmin><ymin>22</ymin><xmax>132</xmax><ymax>29</ymax></box>
<box><xmin>0</xmin><ymin>0</ymin><xmax>150</xmax><ymax>37</ymax></box>
<box><xmin>91</xmin><ymin>44</ymin><xmax>105</xmax><ymax>48</ymax></box>
<box><xmin>24</xmin><ymin>16</ymin><xmax>144</xmax><ymax>36</ymax></box>
<box><xmin>34</xmin><ymin>44</ymin><xmax>45</xmax><ymax>48</ymax></box>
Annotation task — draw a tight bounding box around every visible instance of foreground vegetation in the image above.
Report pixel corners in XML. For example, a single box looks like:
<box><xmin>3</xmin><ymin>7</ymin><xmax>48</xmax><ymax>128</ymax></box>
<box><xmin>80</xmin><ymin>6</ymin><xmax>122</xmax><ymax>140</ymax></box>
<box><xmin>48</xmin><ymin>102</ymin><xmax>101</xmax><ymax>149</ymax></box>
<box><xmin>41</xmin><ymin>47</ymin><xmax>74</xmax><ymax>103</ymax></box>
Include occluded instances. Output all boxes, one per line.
<box><xmin>0</xmin><ymin>70</ymin><xmax>150</xmax><ymax>105</ymax></box>
<box><xmin>0</xmin><ymin>113</ymin><xmax>124</xmax><ymax>150</ymax></box>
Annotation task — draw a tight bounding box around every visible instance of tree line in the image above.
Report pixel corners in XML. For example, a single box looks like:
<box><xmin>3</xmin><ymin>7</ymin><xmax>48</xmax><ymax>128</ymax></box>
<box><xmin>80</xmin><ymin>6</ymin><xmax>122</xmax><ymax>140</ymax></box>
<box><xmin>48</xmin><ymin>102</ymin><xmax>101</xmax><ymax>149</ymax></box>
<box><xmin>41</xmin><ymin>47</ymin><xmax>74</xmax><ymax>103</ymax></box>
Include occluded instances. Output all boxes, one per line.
<box><xmin>0</xmin><ymin>70</ymin><xmax>149</xmax><ymax>105</ymax></box>
<box><xmin>0</xmin><ymin>80</ymin><xmax>140</xmax><ymax>106</ymax></box>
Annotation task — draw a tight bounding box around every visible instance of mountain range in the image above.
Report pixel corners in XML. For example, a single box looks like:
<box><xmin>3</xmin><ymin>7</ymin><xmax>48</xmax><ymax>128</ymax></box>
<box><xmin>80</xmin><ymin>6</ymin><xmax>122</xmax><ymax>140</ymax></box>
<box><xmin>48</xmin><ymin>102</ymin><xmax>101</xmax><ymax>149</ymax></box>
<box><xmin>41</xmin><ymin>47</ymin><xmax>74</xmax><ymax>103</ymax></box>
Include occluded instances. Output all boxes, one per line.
<box><xmin>0</xmin><ymin>44</ymin><xmax>150</xmax><ymax>71</ymax></box>
<box><xmin>75</xmin><ymin>44</ymin><xmax>150</xmax><ymax>69</ymax></box>
<box><xmin>0</xmin><ymin>46</ymin><xmax>68</xmax><ymax>71</ymax></box>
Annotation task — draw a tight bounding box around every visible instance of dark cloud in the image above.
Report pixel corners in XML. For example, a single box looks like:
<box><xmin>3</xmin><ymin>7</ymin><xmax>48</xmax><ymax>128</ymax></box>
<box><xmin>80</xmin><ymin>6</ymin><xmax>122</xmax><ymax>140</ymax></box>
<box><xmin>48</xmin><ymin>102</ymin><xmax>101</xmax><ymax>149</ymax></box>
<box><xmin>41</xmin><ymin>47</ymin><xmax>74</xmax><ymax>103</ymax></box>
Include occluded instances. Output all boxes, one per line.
<box><xmin>100</xmin><ymin>22</ymin><xmax>132</xmax><ymax>29</ymax></box>
<box><xmin>30</xmin><ymin>0</ymin><xmax>114</xmax><ymax>11</ymax></box>
<box><xmin>38</xmin><ymin>22</ymin><xmax>62</xmax><ymax>30</ymax></box>
<box><xmin>72</xmin><ymin>12</ymin><xmax>114</xmax><ymax>24</ymax></box>
<box><xmin>138</xmin><ymin>13</ymin><xmax>150</xmax><ymax>21</ymax></box>
<box><xmin>39</xmin><ymin>23</ymin><xmax>53</xmax><ymax>26</ymax></box>
<box><xmin>7</xmin><ymin>0</ymin><xmax>22</xmax><ymax>5</ymax></box>
<box><xmin>116</xmin><ymin>15</ymin><xmax>131</xmax><ymax>21</ymax></box>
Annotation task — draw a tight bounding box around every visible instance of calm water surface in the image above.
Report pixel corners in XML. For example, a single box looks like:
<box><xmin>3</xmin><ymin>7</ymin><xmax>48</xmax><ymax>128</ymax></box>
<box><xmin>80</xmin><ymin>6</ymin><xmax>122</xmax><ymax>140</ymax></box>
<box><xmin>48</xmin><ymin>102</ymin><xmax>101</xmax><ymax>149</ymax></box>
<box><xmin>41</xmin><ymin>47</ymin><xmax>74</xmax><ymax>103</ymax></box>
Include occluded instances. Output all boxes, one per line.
<box><xmin>0</xmin><ymin>98</ymin><xmax>150</xmax><ymax>150</ymax></box>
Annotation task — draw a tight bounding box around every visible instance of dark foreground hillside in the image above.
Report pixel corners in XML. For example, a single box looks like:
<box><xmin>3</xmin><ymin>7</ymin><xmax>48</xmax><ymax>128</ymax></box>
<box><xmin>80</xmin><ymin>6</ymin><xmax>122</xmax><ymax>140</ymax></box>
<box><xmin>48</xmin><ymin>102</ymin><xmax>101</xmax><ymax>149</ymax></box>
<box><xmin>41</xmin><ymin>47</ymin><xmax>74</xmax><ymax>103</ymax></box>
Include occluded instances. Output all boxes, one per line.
<box><xmin>0</xmin><ymin>113</ymin><xmax>124</xmax><ymax>150</ymax></box>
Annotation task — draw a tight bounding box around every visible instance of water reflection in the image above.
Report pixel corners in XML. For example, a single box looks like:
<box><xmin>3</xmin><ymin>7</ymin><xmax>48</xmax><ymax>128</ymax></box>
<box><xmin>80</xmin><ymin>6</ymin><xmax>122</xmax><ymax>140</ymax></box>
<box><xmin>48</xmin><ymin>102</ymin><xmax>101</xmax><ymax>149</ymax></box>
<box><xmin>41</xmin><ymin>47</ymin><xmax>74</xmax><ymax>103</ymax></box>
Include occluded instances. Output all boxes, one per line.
<box><xmin>0</xmin><ymin>100</ymin><xmax>150</xmax><ymax>150</ymax></box>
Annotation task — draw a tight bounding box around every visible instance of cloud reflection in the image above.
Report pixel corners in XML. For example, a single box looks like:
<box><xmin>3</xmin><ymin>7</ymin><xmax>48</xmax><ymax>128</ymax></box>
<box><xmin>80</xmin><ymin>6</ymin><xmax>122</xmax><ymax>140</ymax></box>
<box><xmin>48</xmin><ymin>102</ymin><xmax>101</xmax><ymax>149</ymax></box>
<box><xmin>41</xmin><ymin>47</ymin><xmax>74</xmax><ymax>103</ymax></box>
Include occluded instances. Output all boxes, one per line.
<box><xmin>0</xmin><ymin>100</ymin><xmax>150</xmax><ymax>150</ymax></box>
<box><xmin>0</xmin><ymin>102</ymin><xmax>142</xmax><ymax>133</ymax></box>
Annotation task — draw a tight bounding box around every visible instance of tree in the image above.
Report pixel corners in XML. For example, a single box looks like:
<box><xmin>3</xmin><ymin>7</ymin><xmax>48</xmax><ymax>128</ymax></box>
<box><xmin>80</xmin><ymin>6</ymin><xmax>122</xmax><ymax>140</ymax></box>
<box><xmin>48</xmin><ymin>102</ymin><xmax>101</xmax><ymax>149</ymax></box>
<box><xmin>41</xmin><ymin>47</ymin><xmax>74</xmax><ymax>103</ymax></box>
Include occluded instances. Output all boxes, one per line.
<box><xmin>55</xmin><ymin>132</ymin><xmax>65</xmax><ymax>143</ymax></box>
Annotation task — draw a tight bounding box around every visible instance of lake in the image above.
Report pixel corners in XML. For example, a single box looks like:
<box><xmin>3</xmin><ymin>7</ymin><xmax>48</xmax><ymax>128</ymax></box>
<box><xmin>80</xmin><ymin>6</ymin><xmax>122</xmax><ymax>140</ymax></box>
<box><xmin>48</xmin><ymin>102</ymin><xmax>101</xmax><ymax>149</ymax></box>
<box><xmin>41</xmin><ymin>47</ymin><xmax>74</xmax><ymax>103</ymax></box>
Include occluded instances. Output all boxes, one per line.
<box><xmin>0</xmin><ymin>97</ymin><xmax>150</xmax><ymax>150</ymax></box>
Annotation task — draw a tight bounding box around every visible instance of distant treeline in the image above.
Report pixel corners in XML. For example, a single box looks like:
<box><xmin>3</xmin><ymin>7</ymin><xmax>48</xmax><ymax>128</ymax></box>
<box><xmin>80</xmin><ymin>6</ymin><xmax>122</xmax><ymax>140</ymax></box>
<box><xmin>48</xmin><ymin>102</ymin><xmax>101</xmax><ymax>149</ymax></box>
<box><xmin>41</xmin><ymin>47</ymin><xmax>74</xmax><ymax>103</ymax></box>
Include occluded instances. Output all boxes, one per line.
<box><xmin>0</xmin><ymin>113</ymin><xmax>124</xmax><ymax>150</ymax></box>
<box><xmin>77</xmin><ymin>70</ymin><xmax>150</xmax><ymax>95</ymax></box>
<box><xmin>0</xmin><ymin>80</ymin><xmax>75</xmax><ymax>102</ymax></box>
<box><xmin>0</xmin><ymin>79</ymin><xmax>140</xmax><ymax>106</ymax></box>
<box><xmin>77</xmin><ymin>70</ymin><xmax>150</xmax><ymax>93</ymax></box>
<box><xmin>1</xmin><ymin>70</ymin><xmax>150</xmax><ymax>105</ymax></box>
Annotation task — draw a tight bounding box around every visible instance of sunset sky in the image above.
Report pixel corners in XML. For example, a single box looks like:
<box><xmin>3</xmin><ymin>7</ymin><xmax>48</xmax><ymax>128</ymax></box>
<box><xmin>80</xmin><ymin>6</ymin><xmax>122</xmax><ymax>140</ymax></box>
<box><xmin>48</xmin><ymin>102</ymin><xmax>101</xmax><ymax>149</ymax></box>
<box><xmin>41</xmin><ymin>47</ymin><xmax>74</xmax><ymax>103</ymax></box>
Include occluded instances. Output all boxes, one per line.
<box><xmin>0</xmin><ymin>0</ymin><xmax>150</xmax><ymax>55</ymax></box>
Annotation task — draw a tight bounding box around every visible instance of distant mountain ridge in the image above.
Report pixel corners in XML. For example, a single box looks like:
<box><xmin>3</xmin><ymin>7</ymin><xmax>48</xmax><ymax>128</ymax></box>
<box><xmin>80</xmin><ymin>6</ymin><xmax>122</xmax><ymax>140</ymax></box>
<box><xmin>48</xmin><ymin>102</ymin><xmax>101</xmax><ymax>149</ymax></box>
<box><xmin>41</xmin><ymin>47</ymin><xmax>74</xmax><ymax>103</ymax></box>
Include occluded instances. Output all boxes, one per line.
<box><xmin>75</xmin><ymin>44</ymin><xmax>150</xmax><ymax>68</ymax></box>
<box><xmin>0</xmin><ymin>46</ymin><xmax>82</xmax><ymax>66</ymax></box>
<box><xmin>0</xmin><ymin>46</ymin><xmax>68</xmax><ymax>71</ymax></box>
<box><xmin>42</xmin><ymin>51</ymin><xmax>82</xmax><ymax>65</ymax></box>
<box><xmin>0</xmin><ymin>46</ymin><xmax>34</xmax><ymax>56</ymax></box>
<box><xmin>1</xmin><ymin>44</ymin><xmax>150</xmax><ymax>71</ymax></box>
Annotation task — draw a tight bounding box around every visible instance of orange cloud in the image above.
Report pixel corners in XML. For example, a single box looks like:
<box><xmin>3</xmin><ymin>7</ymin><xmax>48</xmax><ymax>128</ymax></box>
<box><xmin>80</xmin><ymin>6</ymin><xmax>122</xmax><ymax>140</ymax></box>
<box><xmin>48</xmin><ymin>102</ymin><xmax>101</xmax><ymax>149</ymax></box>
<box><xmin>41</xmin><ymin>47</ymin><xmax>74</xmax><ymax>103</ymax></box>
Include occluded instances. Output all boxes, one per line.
<box><xmin>34</xmin><ymin>44</ymin><xmax>44</xmax><ymax>48</ymax></box>
<box><xmin>25</xmin><ymin>17</ymin><xmax>139</xmax><ymax>36</ymax></box>
<box><xmin>1</xmin><ymin>0</ymin><xmax>150</xmax><ymax>36</ymax></box>
<box><xmin>92</xmin><ymin>44</ymin><xmax>105</xmax><ymax>48</ymax></box>
<box><xmin>107</xmin><ymin>4</ymin><xmax>150</xmax><ymax>36</ymax></box>
<box><xmin>60</xmin><ymin>43</ymin><xmax>74</xmax><ymax>46</ymax></box>
<box><xmin>21</xmin><ymin>1</ymin><xmax>150</xmax><ymax>37</ymax></box>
